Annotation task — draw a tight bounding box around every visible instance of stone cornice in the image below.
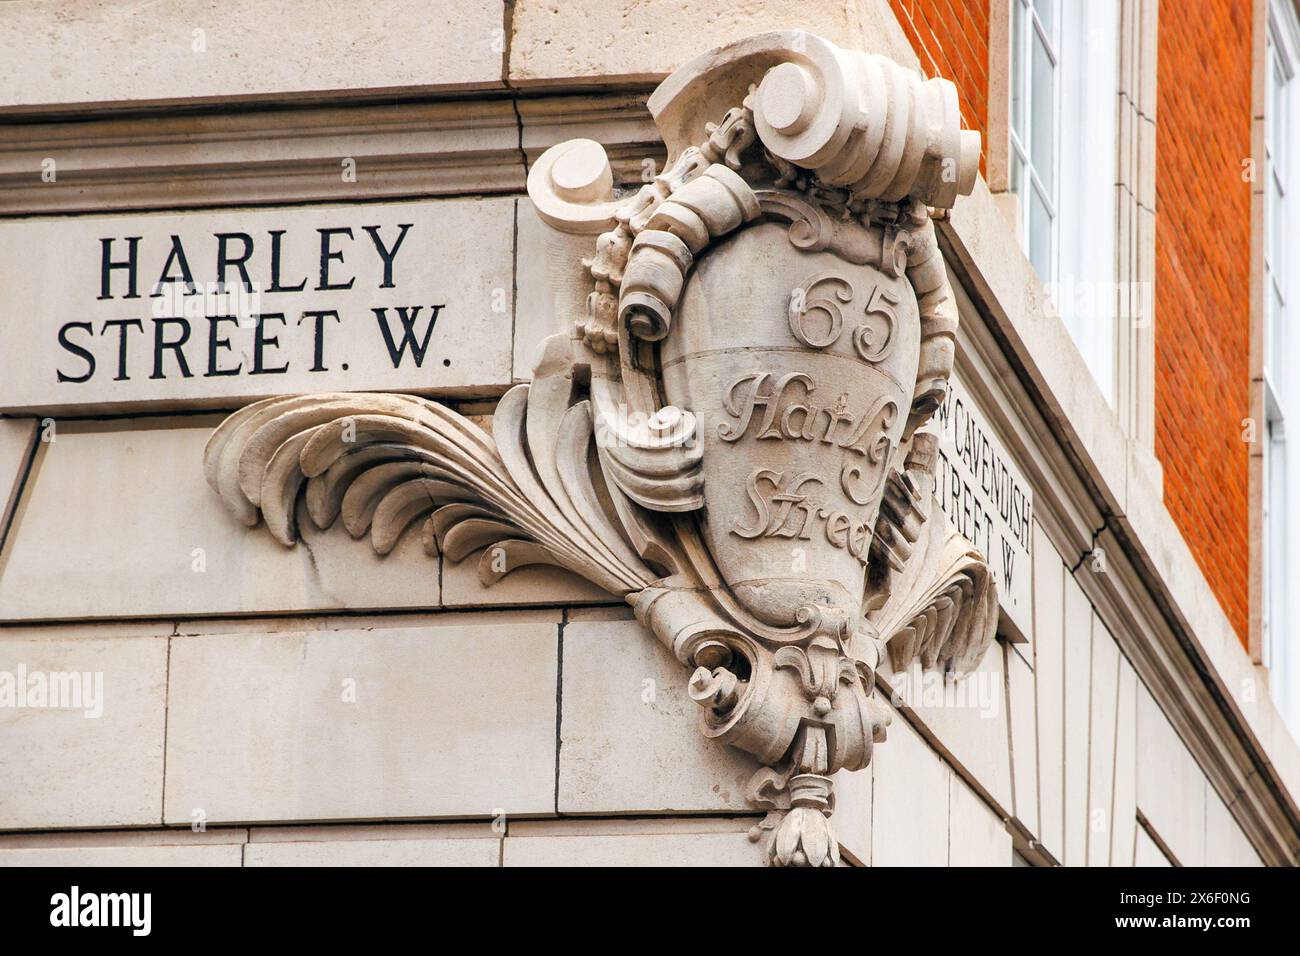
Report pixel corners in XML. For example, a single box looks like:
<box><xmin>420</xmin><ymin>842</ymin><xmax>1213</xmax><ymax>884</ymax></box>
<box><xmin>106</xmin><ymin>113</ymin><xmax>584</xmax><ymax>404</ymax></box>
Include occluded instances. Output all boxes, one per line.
<box><xmin>0</xmin><ymin>92</ymin><xmax>661</xmax><ymax>217</ymax></box>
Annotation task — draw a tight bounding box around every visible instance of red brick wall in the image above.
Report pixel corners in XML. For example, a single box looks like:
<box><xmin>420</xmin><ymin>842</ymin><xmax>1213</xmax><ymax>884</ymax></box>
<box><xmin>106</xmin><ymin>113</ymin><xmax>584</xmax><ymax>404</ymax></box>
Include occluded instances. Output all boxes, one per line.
<box><xmin>889</xmin><ymin>0</ymin><xmax>1251</xmax><ymax>643</ymax></box>
<box><xmin>889</xmin><ymin>0</ymin><xmax>990</xmax><ymax>172</ymax></box>
<box><xmin>1154</xmin><ymin>0</ymin><xmax>1252</xmax><ymax>644</ymax></box>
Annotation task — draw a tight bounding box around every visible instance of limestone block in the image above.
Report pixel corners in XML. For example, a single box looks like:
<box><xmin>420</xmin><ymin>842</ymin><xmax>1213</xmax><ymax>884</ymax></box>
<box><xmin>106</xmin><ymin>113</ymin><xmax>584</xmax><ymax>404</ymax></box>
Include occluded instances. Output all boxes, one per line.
<box><xmin>1134</xmin><ymin>826</ymin><xmax>1172</xmax><ymax>867</ymax></box>
<box><xmin>558</xmin><ymin>619</ymin><xmax>758</xmax><ymax>814</ymax></box>
<box><xmin>0</xmin><ymin>199</ymin><xmax>515</xmax><ymax>416</ymax></box>
<box><xmin>871</xmin><ymin>708</ymin><xmax>950</xmax><ymax>866</ymax></box>
<box><xmin>1031</xmin><ymin>521</ymin><xmax>1066</xmax><ymax>860</ymax></box>
<box><xmin>514</xmin><ymin>198</ymin><xmax>598</xmax><ymax>382</ymax></box>
<box><xmin>0</xmin><ymin>0</ymin><xmax>505</xmax><ymax>112</ymax></box>
<box><xmin>1111</xmin><ymin>658</ymin><xmax>1139</xmax><ymax>866</ymax></box>
<box><xmin>0</xmin><ymin>634</ymin><xmax>166</xmax><ymax>829</ymax></box>
<box><xmin>503</xmin><ymin>818</ymin><xmax>761</xmax><ymax>866</ymax></box>
<box><xmin>833</xmin><ymin>765</ymin><xmax>872</xmax><ymax>866</ymax></box>
<box><xmin>0</xmin><ymin>417</ymin><xmax>37</xmax><ymax>543</ymax></box>
<box><xmin>1136</xmin><ymin>684</ymin><xmax>1207</xmax><ymax>867</ymax></box>
<box><xmin>0</xmin><ymin>826</ymin><xmax>245</xmax><ymax>848</ymax></box>
<box><xmin>1086</xmin><ymin>623</ymin><xmax>1120</xmax><ymax>866</ymax></box>
<box><xmin>508</xmin><ymin>0</ymin><xmax>916</xmax><ymax>87</ymax></box>
<box><xmin>949</xmin><ymin>774</ymin><xmax>1012</xmax><ymax>866</ymax></box>
<box><xmin>882</xmin><ymin>641</ymin><xmax>1012</xmax><ymax>817</ymax></box>
<box><xmin>1062</xmin><ymin>575</ymin><xmax>1092</xmax><ymax>866</ymax></box>
<box><xmin>0</xmin><ymin>419</ymin><xmax>439</xmax><ymax>621</ymax></box>
<box><xmin>163</xmin><ymin>622</ymin><xmax>558</xmax><ymax>824</ymax></box>
<box><xmin>1204</xmin><ymin>791</ymin><xmax>1263</xmax><ymax>867</ymax></box>
<box><xmin>1005</xmin><ymin>644</ymin><xmax>1039</xmax><ymax>839</ymax></box>
<box><xmin>246</xmin><ymin>824</ymin><xmax>501</xmax><ymax>866</ymax></box>
<box><xmin>440</xmin><ymin>547</ymin><xmax>617</xmax><ymax>609</ymax></box>
<box><xmin>0</xmin><ymin>844</ymin><xmax>241</xmax><ymax>867</ymax></box>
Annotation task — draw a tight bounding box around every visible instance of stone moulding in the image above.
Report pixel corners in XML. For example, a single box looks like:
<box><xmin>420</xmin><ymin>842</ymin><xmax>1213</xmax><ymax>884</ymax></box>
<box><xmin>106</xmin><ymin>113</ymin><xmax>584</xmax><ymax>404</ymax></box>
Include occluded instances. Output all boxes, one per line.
<box><xmin>203</xmin><ymin>31</ymin><xmax>997</xmax><ymax>867</ymax></box>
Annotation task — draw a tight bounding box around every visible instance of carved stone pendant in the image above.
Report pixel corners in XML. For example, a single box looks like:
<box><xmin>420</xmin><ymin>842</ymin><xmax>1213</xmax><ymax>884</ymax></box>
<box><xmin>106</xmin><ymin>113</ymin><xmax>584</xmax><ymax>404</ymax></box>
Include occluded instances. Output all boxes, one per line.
<box><xmin>201</xmin><ymin>31</ymin><xmax>998</xmax><ymax>866</ymax></box>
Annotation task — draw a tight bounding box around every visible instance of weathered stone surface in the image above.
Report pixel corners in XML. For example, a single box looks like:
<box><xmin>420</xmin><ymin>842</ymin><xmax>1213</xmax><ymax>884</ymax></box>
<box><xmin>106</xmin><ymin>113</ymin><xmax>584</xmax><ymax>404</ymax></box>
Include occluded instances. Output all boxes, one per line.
<box><xmin>0</xmin><ymin>826</ymin><xmax>245</xmax><ymax>848</ymax></box>
<box><xmin>1031</xmin><ymin>520</ymin><xmax>1066</xmax><ymax>860</ymax></box>
<box><xmin>832</xmin><ymin>765</ymin><xmax>872</xmax><ymax>866</ymax></box>
<box><xmin>1134</xmin><ymin>826</ymin><xmax>1172</xmax><ymax>867</ymax></box>
<box><xmin>1005</xmin><ymin>643</ymin><xmax>1040</xmax><ymax>840</ymax></box>
<box><xmin>1111</xmin><ymin>658</ymin><xmax>1139</xmax><ymax>866</ymax></box>
<box><xmin>163</xmin><ymin>623</ymin><xmax>558</xmax><ymax>824</ymax></box>
<box><xmin>558</xmin><ymin>620</ymin><xmax>757</xmax><ymax>814</ymax></box>
<box><xmin>1204</xmin><ymin>790</ymin><xmax>1263</xmax><ymax>867</ymax></box>
<box><xmin>503</xmin><ymin>818</ymin><xmax>762</xmax><ymax>866</ymax></box>
<box><xmin>0</xmin><ymin>0</ymin><xmax>504</xmax><ymax>112</ymax></box>
<box><xmin>1062</xmin><ymin>574</ymin><xmax>1093</xmax><ymax>865</ymax></box>
<box><xmin>246</xmin><ymin>826</ymin><xmax>501</xmax><ymax>867</ymax></box>
<box><xmin>0</xmin><ymin>417</ymin><xmax>37</xmax><ymax>544</ymax></box>
<box><xmin>882</xmin><ymin>640</ymin><xmax>1012</xmax><ymax>818</ymax></box>
<box><xmin>0</xmin><ymin>419</ymin><xmax>438</xmax><ymax>621</ymax></box>
<box><xmin>871</xmin><ymin>708</ymin><xmax>950</xmax><ymax>866</ymax></box>
<box><xmin>440</xmin><ymin>550</ymin><xmax>616</xmax><ymax>609</ymax></box>
<box><xmin>1136</xmin><ymin>684</ymin><xmax>1207</xmax><ymax>866</ymax></box>
<box><xmin>0</xmin><ymin>634</ymin><xmax>167</xmax><ymax>829</ymax></box>
<box><xmin>0</xmin><ymin>844</ymin><xmax>242</xmax><ymax>867</ymax></box>
<box><xmin>949</xmin><ymin>773</ymin><xmax>1012</xmax><ymax>866</ymax></box>
<box><xmin>1087</xmin><ymin>625</ymin><xmax>1121</xmax><ymax>866</ymax></box>
<box><xmin>0</xmin><ymin>199</ymin><xmax>514</xmax><ymax>416</ymax></box>
<box><xmin>514</xmin><ymin>199</ymin><xmax>598</xmax><ymax>382</ymax></box>
<box><xmin>508</xmin><ymin>0</ymin><xmax>909</xmax><ymax>86</ymax></box>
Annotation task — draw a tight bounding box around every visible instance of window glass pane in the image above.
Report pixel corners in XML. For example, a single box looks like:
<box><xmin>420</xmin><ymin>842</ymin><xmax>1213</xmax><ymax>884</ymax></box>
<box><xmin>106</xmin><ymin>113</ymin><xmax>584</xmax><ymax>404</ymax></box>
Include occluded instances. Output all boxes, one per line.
<box><xmin>1031</xmin><ymin>31</ymin><xmax>1055</xmax><ymax>195</ymax></box>
<box><xmin>1029</xmin><ymin>186</ymin><xmax>1053</xmax><ymax>280</ymax></box>
<box><xmin>1267</xmin><ymin>32</ymin><xmax>1290</xmax><ymax>393</ymax></box>
<box><xmin>1272</xmin><ymin>283</ymin><xmax>1286</xmax><ymax>390</ymax></box>
<box><xmin>1034</xmin><ymin>0</ymin><xmax>1055</xmax><ymax>42</ymax></box>
<box><xmin>1053</xmin><ymin>0</ymin><xmax>1117</xmax><ymax>402</ymax></box>
<box><xmin>1272</xmin><ymin>175</ymin><xmax>1286</xmax><ymax>287</ymax></box>
<box><xmin>1267</xmin><ymin>419</ymin><xmax>1287</xmax><ymax>670</ymax></box>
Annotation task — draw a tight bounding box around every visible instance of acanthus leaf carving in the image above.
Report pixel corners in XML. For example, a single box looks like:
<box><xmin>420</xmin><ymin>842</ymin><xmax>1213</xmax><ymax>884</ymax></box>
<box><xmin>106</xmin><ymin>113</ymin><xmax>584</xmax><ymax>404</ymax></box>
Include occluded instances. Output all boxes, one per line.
<box><xmin>200</xmin><ymin>30</ymin><xmax>998</xmax><ymax>866</ymax></box>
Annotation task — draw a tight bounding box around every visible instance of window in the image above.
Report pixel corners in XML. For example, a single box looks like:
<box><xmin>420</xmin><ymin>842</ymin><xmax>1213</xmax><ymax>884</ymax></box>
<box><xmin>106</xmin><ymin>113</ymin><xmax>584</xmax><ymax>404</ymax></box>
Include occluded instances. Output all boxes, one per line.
<box><xmin>1264</xmin><ymin>0</ymin><xmax>1300</xmax><ymax>734</ymax></box>
<box><xmin>1008</xmin><ymin>0</ymin><xmax>1120</xmax><ymax>404</ymax></box>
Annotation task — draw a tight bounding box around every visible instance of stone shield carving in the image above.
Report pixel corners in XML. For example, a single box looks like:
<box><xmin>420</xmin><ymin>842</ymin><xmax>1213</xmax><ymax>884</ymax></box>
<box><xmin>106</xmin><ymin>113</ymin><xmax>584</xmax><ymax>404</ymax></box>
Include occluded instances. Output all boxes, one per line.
<box><xmin>202</xmin><ymin>31</ymin><xmax>998</xmax><ymax>867</ymax></box>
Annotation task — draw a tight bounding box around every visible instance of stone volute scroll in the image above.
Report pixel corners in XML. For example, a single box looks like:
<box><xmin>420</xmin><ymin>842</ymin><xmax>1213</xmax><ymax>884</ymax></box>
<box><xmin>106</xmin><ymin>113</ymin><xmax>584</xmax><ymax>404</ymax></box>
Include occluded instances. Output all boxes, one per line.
<box><xmin>201</xmin><ymin>31</ymin><xmax>996</xmax><ymax>867</ymax></box>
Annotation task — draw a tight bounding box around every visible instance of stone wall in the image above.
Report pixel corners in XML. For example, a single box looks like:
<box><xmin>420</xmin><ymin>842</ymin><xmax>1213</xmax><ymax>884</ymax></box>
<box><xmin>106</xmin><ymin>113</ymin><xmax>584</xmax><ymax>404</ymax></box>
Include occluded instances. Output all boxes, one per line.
<box><xmin>0</xmin><ymin>0</ymin><xmax>1294</xmax><ymax>867</ymax></box>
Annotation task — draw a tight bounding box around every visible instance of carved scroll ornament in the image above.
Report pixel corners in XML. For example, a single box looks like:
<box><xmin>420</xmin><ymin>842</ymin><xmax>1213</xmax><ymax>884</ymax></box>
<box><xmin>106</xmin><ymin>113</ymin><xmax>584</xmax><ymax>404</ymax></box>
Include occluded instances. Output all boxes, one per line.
<box><xmin>203</xmin><ymin>32</ymin><xmax>997</xmax><ymax>867</ymax></box>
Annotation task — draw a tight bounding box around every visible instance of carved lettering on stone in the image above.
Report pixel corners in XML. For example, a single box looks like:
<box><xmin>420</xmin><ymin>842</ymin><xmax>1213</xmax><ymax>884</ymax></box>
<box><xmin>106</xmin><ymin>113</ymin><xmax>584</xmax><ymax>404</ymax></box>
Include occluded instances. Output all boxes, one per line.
<box><xmin>201</xmin><ymin>31</ymin><xmax>997</xmax><ymax>867</ymax></box>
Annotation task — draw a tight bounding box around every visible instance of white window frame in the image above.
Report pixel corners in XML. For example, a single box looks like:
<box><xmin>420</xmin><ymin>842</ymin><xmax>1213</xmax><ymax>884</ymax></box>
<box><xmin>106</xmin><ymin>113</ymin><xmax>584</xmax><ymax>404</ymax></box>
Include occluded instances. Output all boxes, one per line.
<box><xmin>1008</xmin><ymin>0</ymin><xmax>1060</xmax><ymax>285</ymax></box>
<box><xmin>1263</xmin><ymin>0</ymin><xmax>1300</xmax><ymax>735</ymax></box>
<box><xmin>1008</xmin><ymin>0</ymin><xmax>1122</xmax><ymax>407</ymax></box>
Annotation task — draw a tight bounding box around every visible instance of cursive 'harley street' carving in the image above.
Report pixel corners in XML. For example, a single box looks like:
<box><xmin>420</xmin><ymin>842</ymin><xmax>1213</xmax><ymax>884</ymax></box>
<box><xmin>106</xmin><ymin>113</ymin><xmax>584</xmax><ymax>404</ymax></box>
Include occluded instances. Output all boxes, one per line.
<box><xmin>202</xmin><ymin>32</ymin><xmax>998</xmax><ymax>867</ymax></box>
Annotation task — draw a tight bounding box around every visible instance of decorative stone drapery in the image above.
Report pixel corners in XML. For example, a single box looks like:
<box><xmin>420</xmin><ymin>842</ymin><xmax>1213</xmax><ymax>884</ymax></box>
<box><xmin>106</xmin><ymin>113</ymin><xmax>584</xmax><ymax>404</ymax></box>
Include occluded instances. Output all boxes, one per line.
<box><xmin>203</xmin><ymin>32</ymin><xmax>997</xmax><ymax>867</ymax></box>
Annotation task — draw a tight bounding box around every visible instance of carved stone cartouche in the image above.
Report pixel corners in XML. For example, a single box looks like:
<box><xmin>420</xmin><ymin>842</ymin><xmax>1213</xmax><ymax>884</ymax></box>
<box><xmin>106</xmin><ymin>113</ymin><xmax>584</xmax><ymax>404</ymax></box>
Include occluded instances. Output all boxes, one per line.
<box><xmin>201</xmin><ymin>31</ymin><xmax>998</xmax><ymax>867</ymax></box>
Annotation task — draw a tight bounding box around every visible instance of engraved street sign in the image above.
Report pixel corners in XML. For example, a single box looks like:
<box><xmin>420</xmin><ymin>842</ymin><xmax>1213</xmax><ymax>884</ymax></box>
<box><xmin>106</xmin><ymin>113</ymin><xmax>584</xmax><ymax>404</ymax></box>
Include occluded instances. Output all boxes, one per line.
<box><xmin>934</xmin><ymin>371</ymin><xmax>1035</xmax><ymax>642</ymax></box>
<box><xmin>0</xmin><ymin>198</ymin><xmax>515</xmax><ymax>415</ymax></box>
